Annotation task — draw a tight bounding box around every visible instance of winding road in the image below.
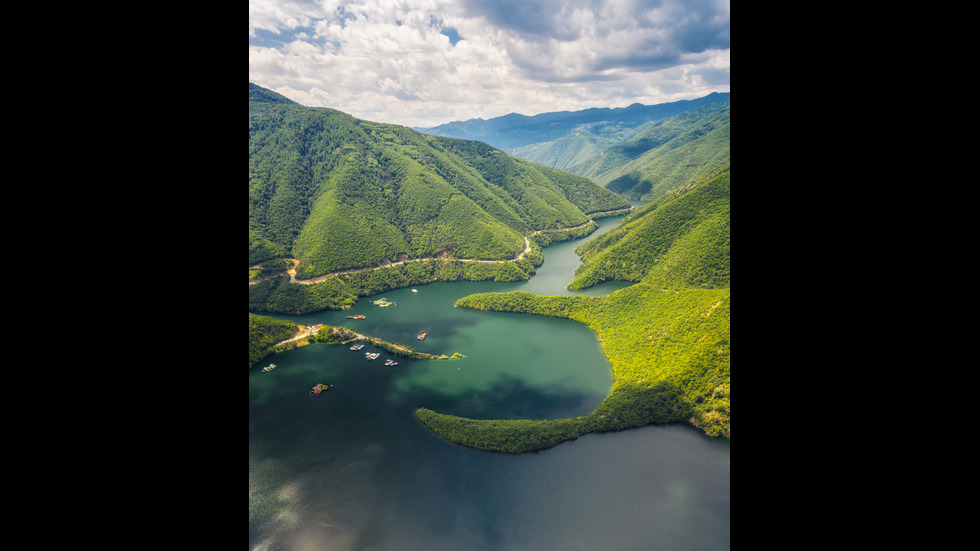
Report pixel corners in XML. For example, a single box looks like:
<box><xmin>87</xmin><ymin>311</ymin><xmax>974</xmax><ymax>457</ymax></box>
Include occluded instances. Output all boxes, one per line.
<box><xmin>250</xmin><ymin>211</ymin><xmax>629</xmax><ymax>287</ymax></box>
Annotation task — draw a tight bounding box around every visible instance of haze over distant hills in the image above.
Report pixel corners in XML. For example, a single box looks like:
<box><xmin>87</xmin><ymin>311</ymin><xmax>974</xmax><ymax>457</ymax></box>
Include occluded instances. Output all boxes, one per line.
<box><xmin>569</xmin><ymin>101</ymin><xmax>730</xmax><ymax>201</ymax></box>
<box><xmin>417</xmin><ymin>92</ymin><xmax>729</xmax><ymax>152</ymax></box>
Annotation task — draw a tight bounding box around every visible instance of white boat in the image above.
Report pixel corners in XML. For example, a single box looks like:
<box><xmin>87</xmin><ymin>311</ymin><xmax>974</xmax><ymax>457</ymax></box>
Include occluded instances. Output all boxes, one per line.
<box><xmin>412</xmin><ymin>289</ymin><xmax>418</xmax><ymax>293</ymax></box>
<box><xmin>385</xmin><ymin>359</ymin><xmax>399</xmax><ymax>366</ymax></box>
<box><xmin>262</xmin><ymin>364</ymin><xmax>277</xmax><ymax>372</ymax></box>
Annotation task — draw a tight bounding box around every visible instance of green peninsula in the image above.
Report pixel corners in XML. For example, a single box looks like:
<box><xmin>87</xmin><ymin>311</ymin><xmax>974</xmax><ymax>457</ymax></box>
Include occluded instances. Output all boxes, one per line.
<box><xmin>249</xmin><ymin>312</ymin><xmax>465</xmax><ymax>368</ymax></box>
<box><xmin>417</xmin><ymin>164</ymin><xmax>730</xmax><ymax>452</ymax></box>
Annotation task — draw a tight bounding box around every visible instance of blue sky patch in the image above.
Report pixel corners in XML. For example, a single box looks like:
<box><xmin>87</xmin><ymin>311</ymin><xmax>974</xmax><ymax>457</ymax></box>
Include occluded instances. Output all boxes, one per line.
<box><xmin>440</xmin><ymin>27</ymin><xmax>463</xmax><ymax>46</ymax></box>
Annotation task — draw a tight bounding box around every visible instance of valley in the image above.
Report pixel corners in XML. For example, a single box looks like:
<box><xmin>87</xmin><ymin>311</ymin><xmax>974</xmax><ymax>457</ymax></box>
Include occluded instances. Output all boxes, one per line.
<box><xmin>249</xmin><ymin>82</ymin><xmax>729</xmax><ymax>446</ymax></box>
<box><xmin>249</xmin><ymin>0</ymin><xmax>731</xmax><ymax>543</ymax></box>
<box><xmin>421</xmin><ymin>92</ymin><xmax>730</xmax><ymax>203</ymax></box>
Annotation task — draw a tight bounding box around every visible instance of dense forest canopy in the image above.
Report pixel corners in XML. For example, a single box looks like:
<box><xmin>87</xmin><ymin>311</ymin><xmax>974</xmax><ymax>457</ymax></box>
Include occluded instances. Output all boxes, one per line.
<box><xmin>570</xmin><ymin>162</ymin><xmax>730</xmax><ymax>290</ymax></box>
<box><xmin>249</xmin><ymin>83</ymin><xmax>629</xmax><ymax>279</ymax></box>
<box><xmin>248</xmin><ymin>313</ymin><xmax>297</xmax><ymax>367</ymax></box>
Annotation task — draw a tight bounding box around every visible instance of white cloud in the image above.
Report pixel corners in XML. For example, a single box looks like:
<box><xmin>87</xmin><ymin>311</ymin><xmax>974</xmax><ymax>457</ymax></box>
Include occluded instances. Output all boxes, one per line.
<box><xmin>248</xmin><ymin>0</ymin><xmax>729</xmax><ymax>127</ymax></box>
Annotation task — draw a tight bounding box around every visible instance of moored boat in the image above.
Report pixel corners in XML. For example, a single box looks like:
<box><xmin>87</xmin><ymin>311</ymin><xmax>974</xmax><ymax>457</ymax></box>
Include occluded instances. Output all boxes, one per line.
<box><xmin>262</xmin><ymin>363</ymin><xmax>277</xmax><ymax>372</ymax></box>
<box><xmin>384</xmin><ymin>359</ymin><xmax>399</xmax><ymax>366</ymax></box>
<box><xmin>417</xmin><ymin>332</ymin><xmax>427</xmax><ymax>340</ymax></box>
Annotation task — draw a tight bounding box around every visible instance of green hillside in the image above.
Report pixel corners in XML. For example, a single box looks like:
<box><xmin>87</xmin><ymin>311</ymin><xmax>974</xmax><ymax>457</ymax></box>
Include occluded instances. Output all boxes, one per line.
<box><xmin>511</xmin><ymin>123</ymin><xmax>648</xmax><ymax>171</ymax></box>
<box><xmin>569</xmin><ymin>163</ymin><xmax>730</xmax><ymax>290</ymax></box>
<box><xmin>417</xmin><ymin>163</ymin><xmax>731</xmax><ymax>451</ymax></box>
<box><xmin>248</xmin><ymin>313</ymin><xmax>298</xmax><ymax>367</ymax></box>
<box><xmin>249</xmin><ymin>83</ymin><xmax>628</xmax><ymax>279</ymax></box>
<box><xmin>249</xmin><ymin>83</ymin><xmax>629</xmax><ymax>313</ymax></box>
<box><xmin>569</xmin><ymin>102</ymin><xmax>730</xmax><ymax>201</ymax></box>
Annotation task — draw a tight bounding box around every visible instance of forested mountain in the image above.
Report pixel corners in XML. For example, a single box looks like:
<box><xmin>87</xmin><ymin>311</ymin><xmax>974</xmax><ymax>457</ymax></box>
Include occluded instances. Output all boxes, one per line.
<box><xmin>418</xmin><ymin>163</ymin><xmax>731</xmax><ymax>450</ymax></box>
<box><xmin>510</xmin><ymin>123</ymin><xmax>642</xmax><ymax>172</ymax></box>
<box><xmin>249</xmin><ymin>83</ymin><xmax>629</xmax><ymax>280</ymax></box>
<box><xmin>570</xmin><ymin>162</ymin><xmax>730</xmax><ymax>290</ymax></box>
<box><xmin>449</xmin><ymin>96</ymin><xmax>730</xmax><ymax>206</ymax></box>
<box><xmin>564</xmin><ymin>101</ymin><xmax>729</xmax><ymax>202</ymax></box>
<box><xmin>418</xmin><ymin>92</ymin><xmax>730</xmax><ymax>152</ymax></box>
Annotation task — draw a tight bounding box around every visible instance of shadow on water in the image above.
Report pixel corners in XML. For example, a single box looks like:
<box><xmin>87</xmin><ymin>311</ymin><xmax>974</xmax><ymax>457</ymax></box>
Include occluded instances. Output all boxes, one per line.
<box><xmin>412</xmin><ymin>373</ymin><xmax>601</xmax><ymax>421</ymax></box>
<box><xmin>249</xmin><ymin>338</ymin><xmax>604</xmax><ymax>547</ymax></box>
<box><xmin>249</xmin><ymin>344</ymin><xmax>412</xmax><ymax>546</ymax></box>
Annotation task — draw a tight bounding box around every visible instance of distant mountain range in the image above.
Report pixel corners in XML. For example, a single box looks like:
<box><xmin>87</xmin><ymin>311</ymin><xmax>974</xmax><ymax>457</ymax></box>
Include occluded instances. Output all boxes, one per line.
<box><xmin>417</xmin><ymin>92</ymin><xmax>729</xmax><ymax>151</ymax></box>
<box><xmin>419</xmin><ymin>93</ymin><xmax>730</xmax><ymax>202</ymax></box>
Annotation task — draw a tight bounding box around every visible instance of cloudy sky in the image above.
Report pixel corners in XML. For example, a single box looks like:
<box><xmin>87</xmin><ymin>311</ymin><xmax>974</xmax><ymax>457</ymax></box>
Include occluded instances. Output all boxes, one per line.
<box><xmin>249</xmin><ymin>0</ymin><xmax>729</xmax><ymax>128</ymax></box>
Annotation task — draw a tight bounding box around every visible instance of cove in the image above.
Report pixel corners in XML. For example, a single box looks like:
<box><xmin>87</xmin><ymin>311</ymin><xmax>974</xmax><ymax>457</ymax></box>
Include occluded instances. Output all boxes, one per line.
<box><xmin>249</xmin><ymin>210</ymin><xmax>730</xmax><ymax>550</ymax></box>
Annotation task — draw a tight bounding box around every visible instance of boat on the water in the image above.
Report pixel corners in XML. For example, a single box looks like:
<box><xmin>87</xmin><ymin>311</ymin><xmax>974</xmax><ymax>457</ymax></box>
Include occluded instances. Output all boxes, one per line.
<box><xmin>365</xmin><ymin>352</ymin><xmax>380</xmax><ymax>360</ymax></box>
<box><xmin>310</xmin><ymin>383</ymin><xmax>329</xmax><ymax>396</ymax></box>
<box><xmin>262</xmin><ymin>364</ymin><xmax>277</xmax><ymax>372</ymax></box>
<box><xmin>384</xmin><ymin>359</ymin><xmax>399</xmax><ymax>366</ymax></box>
<box><xmin>417</xmin><ymin>332</ymin><xmax>427</xmax><ymax>340</ymax></box>
<box><xmin>345</xmin><ymin>315</ymin><xmax>366</xmax><ymax>319</ymax></box>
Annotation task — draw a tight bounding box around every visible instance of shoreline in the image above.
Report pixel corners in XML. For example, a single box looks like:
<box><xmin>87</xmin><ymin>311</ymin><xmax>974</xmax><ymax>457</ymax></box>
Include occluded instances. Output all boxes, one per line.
<box><xmin>268</xmin><ymin>325</ymin><xmax>465</xmax><ymax>361</ymax></box>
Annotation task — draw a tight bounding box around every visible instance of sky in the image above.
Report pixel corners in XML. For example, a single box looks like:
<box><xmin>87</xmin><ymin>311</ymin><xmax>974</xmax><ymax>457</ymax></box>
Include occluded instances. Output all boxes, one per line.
<box><xmin>249</xmin><ymin>0</ymin><xmax>730</xmax><ymax>128</ymax></box>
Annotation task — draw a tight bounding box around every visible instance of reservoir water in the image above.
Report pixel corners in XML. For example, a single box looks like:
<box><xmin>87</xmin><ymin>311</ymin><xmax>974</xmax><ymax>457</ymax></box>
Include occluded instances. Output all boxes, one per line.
<box><xmin>249</xmin><ymin>212</ymin><xmax>731</xmax><ymax>550</ymax></box>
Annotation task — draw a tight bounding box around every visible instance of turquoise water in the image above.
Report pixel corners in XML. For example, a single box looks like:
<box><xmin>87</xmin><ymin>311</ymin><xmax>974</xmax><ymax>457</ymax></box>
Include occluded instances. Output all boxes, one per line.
<box><xmin>249</xmin><ymin>211</ymin><xmax>730</xmax><ymax>550</ymax></box>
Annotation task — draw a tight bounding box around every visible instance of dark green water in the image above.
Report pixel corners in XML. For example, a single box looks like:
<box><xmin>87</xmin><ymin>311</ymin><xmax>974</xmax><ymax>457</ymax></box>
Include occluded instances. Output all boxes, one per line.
<box><xmin>249</xmin><ymin>212</ymin><xmax>730</xmax><ymax>550</ymax></box>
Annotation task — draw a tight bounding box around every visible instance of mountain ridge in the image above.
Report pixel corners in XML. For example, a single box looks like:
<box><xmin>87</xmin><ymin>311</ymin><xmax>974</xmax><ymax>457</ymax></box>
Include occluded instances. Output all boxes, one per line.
<box><xmin>418</xmin><ymin>92</ymin><xmax>730</xmax><ymax>150</ymax></box>
<box><xmin>249</xmin><ymin>82</ymin><xmax>298</xmax><ymax>105</ymax></box>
